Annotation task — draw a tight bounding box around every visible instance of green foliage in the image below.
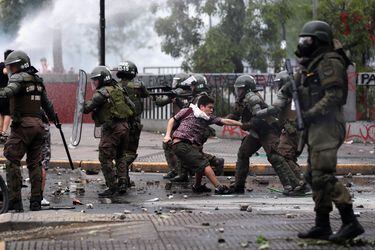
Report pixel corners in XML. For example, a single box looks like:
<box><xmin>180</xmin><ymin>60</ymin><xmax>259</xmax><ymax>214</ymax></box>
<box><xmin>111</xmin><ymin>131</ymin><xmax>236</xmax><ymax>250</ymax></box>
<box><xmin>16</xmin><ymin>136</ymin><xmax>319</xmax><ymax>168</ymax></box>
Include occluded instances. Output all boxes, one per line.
<box><xmin>192</xmin><ymin>27</ymin><xmax>235</xmax><ymax>72</ymax></box>
<box><xmin>0</xmin><ymin>0</ymin><xmax>52</xmax><ymax>35</ymax></box>
<box><xmin>154</xmin><ymin>0</ymin><xmax>203</xmax><ymax>60</ymax></box>
<box><xmin>155</xmin><ymin>0</ymin><xmax>295</xmax><ymax>73</ymax></box>
<box><xmin>317</xmin><ymin>0</ymin><xmax>375</xmax><ymax>68</ymax></box>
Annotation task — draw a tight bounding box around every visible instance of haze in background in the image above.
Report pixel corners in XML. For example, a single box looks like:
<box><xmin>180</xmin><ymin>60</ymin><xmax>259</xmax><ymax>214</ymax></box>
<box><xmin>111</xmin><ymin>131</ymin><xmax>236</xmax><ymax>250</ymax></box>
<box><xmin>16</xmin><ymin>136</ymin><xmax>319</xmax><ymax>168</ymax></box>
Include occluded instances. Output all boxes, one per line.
<box><xmin>0</xmin><ymin>0</ymin><xmax>182</xmax><ymax>73</ymax></box>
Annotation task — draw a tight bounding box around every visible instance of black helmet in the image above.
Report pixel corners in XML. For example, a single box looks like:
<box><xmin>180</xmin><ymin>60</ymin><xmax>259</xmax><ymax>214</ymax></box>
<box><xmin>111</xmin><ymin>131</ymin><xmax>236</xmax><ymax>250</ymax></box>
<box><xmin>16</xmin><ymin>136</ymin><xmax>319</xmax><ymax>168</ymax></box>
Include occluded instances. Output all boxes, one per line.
<box><xmin>90</xmin><ymin>66</ymin><xmax>113</xmax><ymax>87</ymax></box>
<box><xmin>299</xmin><ymin>20</ymin><xmax>333</xmax><ymax>44</ymax></box>
<box><xmin>234</xmin><ymin>75</ymin><xmax>261</xmax><ymax>92</ymax></box>
<box><xmin>4</xmin><ymin>50</ymin><xmax>31</xmax><ymax>70</ymax></box>
<box><xmin>180</xmin><ymin>74</ymin><xmax>207</xmax><ymax>89</ymax></box>
<box><xmin>274</xmin><ymin>70</ymin><xmax>289</xmax><ymax>89</ymax></box>
<box><xmin>116</xmin><ymin>61</ymin><xmax>138</xmax><ymax>80</ymax></box>
<box><xmin>172</xmin><ymin>72</ymin><xmax>190</xmax><ymax>89</ymax></box>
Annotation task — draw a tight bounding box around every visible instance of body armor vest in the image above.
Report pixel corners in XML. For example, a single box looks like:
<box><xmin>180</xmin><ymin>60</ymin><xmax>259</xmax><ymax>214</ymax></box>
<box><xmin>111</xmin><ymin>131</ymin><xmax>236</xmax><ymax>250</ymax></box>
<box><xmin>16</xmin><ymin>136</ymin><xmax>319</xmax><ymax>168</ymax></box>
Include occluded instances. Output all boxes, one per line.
<box><xmin>10</xmin><ymin>74</ymin><xmax>43</xmax><ymax>121</ymax></box>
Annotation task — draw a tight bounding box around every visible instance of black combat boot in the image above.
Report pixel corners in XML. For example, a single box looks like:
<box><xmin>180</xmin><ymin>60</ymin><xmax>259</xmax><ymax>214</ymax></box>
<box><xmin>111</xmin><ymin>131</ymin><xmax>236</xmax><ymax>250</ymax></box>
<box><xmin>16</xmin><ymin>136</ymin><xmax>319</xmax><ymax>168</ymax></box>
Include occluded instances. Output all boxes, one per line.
<box><xmin>8</xmin><ymin>199</ymin><xmax>24</xmax><ymax>212</ymax></box>
<box><xmin>118</xmin><ymin>178</ymin><xmax>128</xmax><ymax>195</ymax></box>
<box><xmin>171</xmin><ymin>174</ymin><xmax>189</xmax><ymax>182</ymax></box>
<box><xmin>229</xmin><ymin>183</ymin><xmax>245</xmax><ymax>194</ymax></box>
<box><xmin>163</xmin><ymin>170</ymin><xmax>177</xmax><ymax>179</ymax></box>
<box><xmin>298</xmin><ymin>213</ymin><xmax>332</xmax><ymax>240</ymax></box>
<box><xmin>98</xmin><ymin>187</ymin><xmax>118</xmax><ymax>197</ymax></box>
<box><xmin>329</xmin><ymin>204</ymin><xmax>365</xmax><ymax>243</ymax></box>
<box><xmin>29</xmin><ymin>196</ymin><xmax>42</xmax><ymax>211</ymax></box>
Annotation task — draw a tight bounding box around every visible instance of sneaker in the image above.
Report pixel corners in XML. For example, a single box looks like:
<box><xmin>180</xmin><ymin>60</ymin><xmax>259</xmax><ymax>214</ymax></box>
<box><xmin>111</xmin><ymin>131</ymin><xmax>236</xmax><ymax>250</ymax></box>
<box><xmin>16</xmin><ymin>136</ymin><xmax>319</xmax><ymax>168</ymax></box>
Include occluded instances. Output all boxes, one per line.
<box><xmin>192</xmin><ymin>183</ymin><xmax>212</xmax><ymax>193</ymax></box>
<box><xmin>215</xmin><ymin>185</ymin><xmax>233</xmax><ymax>195</ymax></box>
<box><xmin>41</xmin><ymin>198</ymin><xmax>50</xmax><ymax>206</ymax></box>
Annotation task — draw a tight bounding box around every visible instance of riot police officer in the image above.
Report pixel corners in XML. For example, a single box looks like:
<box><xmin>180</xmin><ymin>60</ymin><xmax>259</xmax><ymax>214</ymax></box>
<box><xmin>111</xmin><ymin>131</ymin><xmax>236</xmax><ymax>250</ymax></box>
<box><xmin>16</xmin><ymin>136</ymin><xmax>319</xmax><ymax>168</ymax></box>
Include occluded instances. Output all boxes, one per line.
<box><xmin>116</xmin><ymin>61</ymin><xmax>149</xmax><ymax>186</ymax></box>
<box><xmin>154</xmin><ymin>73</ymin><xmax>191</xmax><ymax>180</ymax></box>
<box><xmin>84</xmin><ymin>66</ymin><xmax>133</xmax><ymax>197</ymax></box>
<box><xmin>255</xmin><ymin>71</ymin><xmax>307</xmax><ymax>195</ymax></box>
<box><xmin>0</xmin><ymin>50</ymin><xmax>57</xmax><ymax>211</ymax></box>
<box><xmin>293</xmin><ymin>20</ymin><xmax>364</xmax><ymax>242</ymax></box>
<box><xmin>229</xmin><ymin>75</ymin><xmax>296</xmax><ymax>194</ymax></box>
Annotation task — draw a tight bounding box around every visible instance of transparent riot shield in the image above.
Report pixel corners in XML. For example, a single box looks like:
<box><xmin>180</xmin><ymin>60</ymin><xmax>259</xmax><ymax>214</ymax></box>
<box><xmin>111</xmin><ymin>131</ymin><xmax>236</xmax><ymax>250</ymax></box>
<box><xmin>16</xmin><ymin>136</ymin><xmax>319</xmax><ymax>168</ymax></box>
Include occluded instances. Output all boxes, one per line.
<box><xmin>70</xmin><ymin>69</ymin><xmax>87</xmax><ymax>147</ymax></box>
<box><xmin>94</xmin><ymin>125</ymin><xmax>101</xmax><ymax>138</ymax></box>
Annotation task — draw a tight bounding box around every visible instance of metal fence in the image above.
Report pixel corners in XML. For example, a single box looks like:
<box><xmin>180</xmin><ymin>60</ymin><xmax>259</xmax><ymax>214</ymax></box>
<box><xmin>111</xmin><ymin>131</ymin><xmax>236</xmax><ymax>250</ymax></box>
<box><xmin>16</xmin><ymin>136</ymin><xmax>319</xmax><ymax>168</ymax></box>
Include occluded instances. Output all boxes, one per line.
<box><xmin>138</xmin><ymin>73</ymin><xmax>277</xmax><ymax>120</ymax></box>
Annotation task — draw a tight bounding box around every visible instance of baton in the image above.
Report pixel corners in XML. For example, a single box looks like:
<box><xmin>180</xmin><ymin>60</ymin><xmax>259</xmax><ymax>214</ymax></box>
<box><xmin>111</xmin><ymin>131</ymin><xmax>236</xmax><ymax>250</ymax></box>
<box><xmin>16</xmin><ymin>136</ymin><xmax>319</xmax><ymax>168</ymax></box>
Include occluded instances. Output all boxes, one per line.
<box><xmin>55</xmin><ymin>113</ymin><xmax>74</xmax><ymax>170</ymax></box>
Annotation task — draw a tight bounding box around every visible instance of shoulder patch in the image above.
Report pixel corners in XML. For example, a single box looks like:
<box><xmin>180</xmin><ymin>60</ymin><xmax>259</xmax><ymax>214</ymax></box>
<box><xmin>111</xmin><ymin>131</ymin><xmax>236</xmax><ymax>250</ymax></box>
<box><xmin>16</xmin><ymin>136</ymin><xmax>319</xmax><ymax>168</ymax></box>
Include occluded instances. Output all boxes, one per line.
<box><xmin>318</xmin><ymin>57</ymin><xmax>345</xmax><ymax>89</ymax></box>
<box><xmin>244</xmin><ymin>92</ymin><xmax>261</xmax><ymax>106</ymax></box>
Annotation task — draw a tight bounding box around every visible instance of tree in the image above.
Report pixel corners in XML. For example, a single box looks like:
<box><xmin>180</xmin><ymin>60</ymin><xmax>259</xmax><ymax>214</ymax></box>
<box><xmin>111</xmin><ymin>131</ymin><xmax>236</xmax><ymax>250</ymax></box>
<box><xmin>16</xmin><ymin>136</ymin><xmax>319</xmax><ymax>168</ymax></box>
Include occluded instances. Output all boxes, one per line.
<box><xmin>155</xmin><ymin>0</ymin><xmax>297</xmax><ymax>73</ymax></box>
<box><xmin>317</xmin><ymin>0</ymin><xmax>375</xmax><ymax>69</ymax></box>
<box><xmin>154</xmin><ymin>0</ymin><xmax>203</xmax><ymax>66</ymax></box>
<box><xmin>0</xmin><ymin>0</ymin><xmax>52</xmax><ymax>36</ymax></box>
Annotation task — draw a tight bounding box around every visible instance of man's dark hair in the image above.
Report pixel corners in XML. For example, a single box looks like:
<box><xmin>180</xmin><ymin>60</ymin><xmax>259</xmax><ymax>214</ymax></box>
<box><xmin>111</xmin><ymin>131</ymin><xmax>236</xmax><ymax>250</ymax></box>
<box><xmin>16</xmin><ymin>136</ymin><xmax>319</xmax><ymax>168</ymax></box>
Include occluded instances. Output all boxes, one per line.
<box><xmin>197</xmin><ymin>94</ymin><xmax>214</xmax><ymax>108</ymax></box>
<box><xmin>4</xmin><ymin>49</ymin><xmax>14</xmax><ymax>60</ymax></box>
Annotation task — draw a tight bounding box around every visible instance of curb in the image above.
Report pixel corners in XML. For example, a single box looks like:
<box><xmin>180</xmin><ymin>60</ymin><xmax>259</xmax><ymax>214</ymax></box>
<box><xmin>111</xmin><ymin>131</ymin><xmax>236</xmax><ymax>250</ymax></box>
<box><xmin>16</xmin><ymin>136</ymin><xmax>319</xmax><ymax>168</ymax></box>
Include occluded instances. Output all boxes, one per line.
<box><xmin>1</xmin><ymin>158</ymin><xmax>375</xmax><ymax>175</ymax></box>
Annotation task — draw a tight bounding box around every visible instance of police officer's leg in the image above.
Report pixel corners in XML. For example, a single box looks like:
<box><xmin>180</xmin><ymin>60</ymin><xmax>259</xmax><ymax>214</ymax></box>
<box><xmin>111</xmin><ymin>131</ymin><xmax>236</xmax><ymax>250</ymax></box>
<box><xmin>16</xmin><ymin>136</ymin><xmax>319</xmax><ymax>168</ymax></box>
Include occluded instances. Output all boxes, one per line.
<box><xmin>124</xmin><ymin>121</ymin><xmax>140</xmax><ymax>171</ymax></box>
<box><xmin>234</xmin><ymin>134</ymin><xmax>261</xmax><ymax>193</ymax></box>
<box><xmin>298</xmin><ymin>147</ymin><xmax>334</xmax><ymax>240</ymax></box>
<box><xmin>319</xmin><ymin>150</ymin><xmax>364</xmax><ymax>242</ymax></box>
<box><xmin>114</xmin><ymin>122</ymin><xmax>130</xmax><ymax>194</ymax></box>
<box><xmin>162</xmin><ymin>142</ymin><xmax>178</xmax><ymax>179</ymax></box>
<box><xmin>4</xmin><ymin>127</ymin><xmax>26</xmax><ymax>212</ymax></box>
<box><xmin>277</xmin><ymin>129</ymin><xmax>304</xmax><ymax>189</ymax></box>
<box><xmin>26</xmin><ymin>125</ymin><xmax>45</xmax><ymax>211</ymax></box>
<box><xmin>98</xmin><ymin>129</ymin><xmax>118</xmax><ymax>197</ymax></box>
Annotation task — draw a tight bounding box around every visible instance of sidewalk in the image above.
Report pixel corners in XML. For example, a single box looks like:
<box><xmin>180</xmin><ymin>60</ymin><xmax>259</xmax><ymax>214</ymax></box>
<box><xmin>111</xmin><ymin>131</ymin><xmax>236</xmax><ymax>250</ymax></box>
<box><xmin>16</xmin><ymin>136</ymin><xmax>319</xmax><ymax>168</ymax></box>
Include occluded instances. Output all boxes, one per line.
<box><xmin>1</xmin><ymin>124</ymin><xmax>375</xmax><ymax>174</ymax></box>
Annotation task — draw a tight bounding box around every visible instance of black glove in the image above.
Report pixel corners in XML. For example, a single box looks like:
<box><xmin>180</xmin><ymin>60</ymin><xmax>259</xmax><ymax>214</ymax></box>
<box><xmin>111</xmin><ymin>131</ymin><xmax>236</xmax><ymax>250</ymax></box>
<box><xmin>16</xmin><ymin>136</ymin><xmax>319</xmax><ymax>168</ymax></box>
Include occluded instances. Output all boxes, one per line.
<box><xmin>240</xmin><ymin>122</ymin><xmax>252</xmax><ymax>131</ymax></box>
<box><xmin>301</xmin><ymin>111</ymin><xmax>314</xmax><ymax>125</ymax></box>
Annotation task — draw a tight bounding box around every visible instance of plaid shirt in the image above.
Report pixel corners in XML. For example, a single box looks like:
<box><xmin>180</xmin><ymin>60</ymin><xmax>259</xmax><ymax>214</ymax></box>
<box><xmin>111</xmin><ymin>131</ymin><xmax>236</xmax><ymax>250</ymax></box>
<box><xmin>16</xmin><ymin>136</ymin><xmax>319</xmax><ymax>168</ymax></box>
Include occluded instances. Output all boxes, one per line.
<box><xmin>172</xmin><ymin>108</ymin><xmax>223</xmax><ymax>146</ymax></box>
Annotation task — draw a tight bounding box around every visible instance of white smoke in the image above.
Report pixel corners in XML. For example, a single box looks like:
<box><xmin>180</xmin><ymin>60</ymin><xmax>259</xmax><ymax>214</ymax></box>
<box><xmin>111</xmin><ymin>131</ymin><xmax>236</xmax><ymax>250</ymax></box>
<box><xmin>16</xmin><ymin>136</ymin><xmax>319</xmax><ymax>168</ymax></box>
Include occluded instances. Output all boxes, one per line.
<box><xmin>0</xmin><ymin>0</ymin><xmax>182</xmax><ymax>73</ymax></box>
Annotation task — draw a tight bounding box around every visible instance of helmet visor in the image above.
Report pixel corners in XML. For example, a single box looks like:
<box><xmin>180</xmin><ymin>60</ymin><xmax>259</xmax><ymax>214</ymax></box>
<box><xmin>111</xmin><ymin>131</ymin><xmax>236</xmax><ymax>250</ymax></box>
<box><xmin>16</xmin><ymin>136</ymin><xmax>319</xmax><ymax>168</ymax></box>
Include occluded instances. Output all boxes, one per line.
<box><xmin>180</xmin><ymin>75</ymin><xmax>197</xmax><ymax>89</ymax></box>
<box><xmin>298</xmin><ymin>36</ymin><xmax>313</xmax><ymax>46</ymax></box>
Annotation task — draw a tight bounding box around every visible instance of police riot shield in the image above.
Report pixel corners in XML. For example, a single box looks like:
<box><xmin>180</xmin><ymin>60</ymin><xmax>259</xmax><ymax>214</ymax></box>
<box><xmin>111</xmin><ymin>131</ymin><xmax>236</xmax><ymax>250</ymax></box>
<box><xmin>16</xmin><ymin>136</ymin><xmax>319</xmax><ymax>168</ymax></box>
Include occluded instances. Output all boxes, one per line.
<box><xmin>94</xmin><ymin>125</ymin><xmax>101</xmax><ymax>138</ymax></box>
<box><xmin>70</xmin><ymin>69</ymin><xmax>87</xmax><ymax>147</ymax></box>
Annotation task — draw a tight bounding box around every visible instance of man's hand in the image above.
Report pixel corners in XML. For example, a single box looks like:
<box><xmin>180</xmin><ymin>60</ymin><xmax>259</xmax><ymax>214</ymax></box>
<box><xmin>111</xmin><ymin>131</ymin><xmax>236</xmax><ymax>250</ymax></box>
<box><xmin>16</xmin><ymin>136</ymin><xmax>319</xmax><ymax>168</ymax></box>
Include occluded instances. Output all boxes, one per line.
<box><xmin>163</xmin><ymin>135</ymin><xmax>172</xmax><ymax>144</ymax></box>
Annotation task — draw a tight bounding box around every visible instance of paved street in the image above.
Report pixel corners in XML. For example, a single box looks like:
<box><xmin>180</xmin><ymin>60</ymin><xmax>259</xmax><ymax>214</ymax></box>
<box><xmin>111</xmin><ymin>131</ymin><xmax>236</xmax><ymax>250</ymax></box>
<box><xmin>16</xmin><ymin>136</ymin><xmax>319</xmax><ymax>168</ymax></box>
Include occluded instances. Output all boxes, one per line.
<box><xmin>0</xmin><ymin>124</ymin><xmax>374</xmax><ymax>249</ymax></box>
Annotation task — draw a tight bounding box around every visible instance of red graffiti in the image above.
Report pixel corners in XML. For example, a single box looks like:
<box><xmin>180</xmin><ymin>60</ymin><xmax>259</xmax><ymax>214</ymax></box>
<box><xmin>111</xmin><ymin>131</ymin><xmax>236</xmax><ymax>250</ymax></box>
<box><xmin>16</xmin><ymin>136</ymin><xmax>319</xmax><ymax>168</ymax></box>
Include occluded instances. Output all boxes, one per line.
<box><xmin>346</xmin><ymin>124</ymin><xmax>375</xmax><ymax>143</ymax></box>
<box><xmin>221</xmin><ymin>125</ymin><xmax>248</xmax><ymax>138</ymax></box>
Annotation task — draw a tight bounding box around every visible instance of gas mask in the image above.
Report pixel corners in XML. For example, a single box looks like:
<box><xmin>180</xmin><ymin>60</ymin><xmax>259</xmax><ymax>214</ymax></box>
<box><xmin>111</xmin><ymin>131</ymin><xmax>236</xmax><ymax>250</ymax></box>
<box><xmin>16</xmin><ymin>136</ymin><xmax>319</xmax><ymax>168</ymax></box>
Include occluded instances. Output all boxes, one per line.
<box><xmin>296</xmin><ymin>36</ymin><xmax>317</xmax><ymax>58</ymax></box>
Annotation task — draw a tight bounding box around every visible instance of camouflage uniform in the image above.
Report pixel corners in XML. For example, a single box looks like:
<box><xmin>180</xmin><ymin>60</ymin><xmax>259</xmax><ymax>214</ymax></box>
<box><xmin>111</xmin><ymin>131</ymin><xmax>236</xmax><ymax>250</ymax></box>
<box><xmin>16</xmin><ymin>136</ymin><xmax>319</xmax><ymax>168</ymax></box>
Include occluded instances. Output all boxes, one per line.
<box><xmin>229</xmin><ymin>75</ymin><xmax>297</xmax><ymax>193</ymax></box>
<box><xmin>256</xmin><ymin>73</ymin><xmax>305</xmax><ymax>192</ymax></box>
<box><xmin>84</xmin><ymin>66</ymin><xmax>133</xmax><ymax>196</ymax></box>
<box><xmin>0</xmin><ymin>51</ymin><xmax>57</xmax><ymax>211</ymax></box>
<box><xmin>295</xmin><ymin>21</ymin><xmax>363</xmax><ymax>242</ymax></box>
<box><xmin>120</xmin><ymin>79</ymin><xmax>149</xmax><ymax>174</ymax></box>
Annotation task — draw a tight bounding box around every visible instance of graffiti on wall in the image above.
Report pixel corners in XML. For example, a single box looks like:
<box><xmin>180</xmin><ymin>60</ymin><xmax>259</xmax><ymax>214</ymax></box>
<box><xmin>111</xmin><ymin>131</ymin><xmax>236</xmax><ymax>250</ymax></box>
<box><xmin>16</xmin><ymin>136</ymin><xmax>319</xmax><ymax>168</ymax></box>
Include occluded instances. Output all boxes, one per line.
<box><xmin>346</xmin><ymin>123</ymin><xmax>375</xmax><ymax>143</ymax></box>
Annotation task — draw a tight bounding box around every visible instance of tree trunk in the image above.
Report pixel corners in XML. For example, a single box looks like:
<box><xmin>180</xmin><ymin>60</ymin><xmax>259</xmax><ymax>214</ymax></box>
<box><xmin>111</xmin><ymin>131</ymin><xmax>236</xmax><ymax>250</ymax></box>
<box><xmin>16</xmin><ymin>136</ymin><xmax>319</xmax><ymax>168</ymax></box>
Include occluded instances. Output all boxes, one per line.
<box><xmin>232</xmin><ymin>56</ymin><xmax>244</xmax><ymax>73</ymax></box>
